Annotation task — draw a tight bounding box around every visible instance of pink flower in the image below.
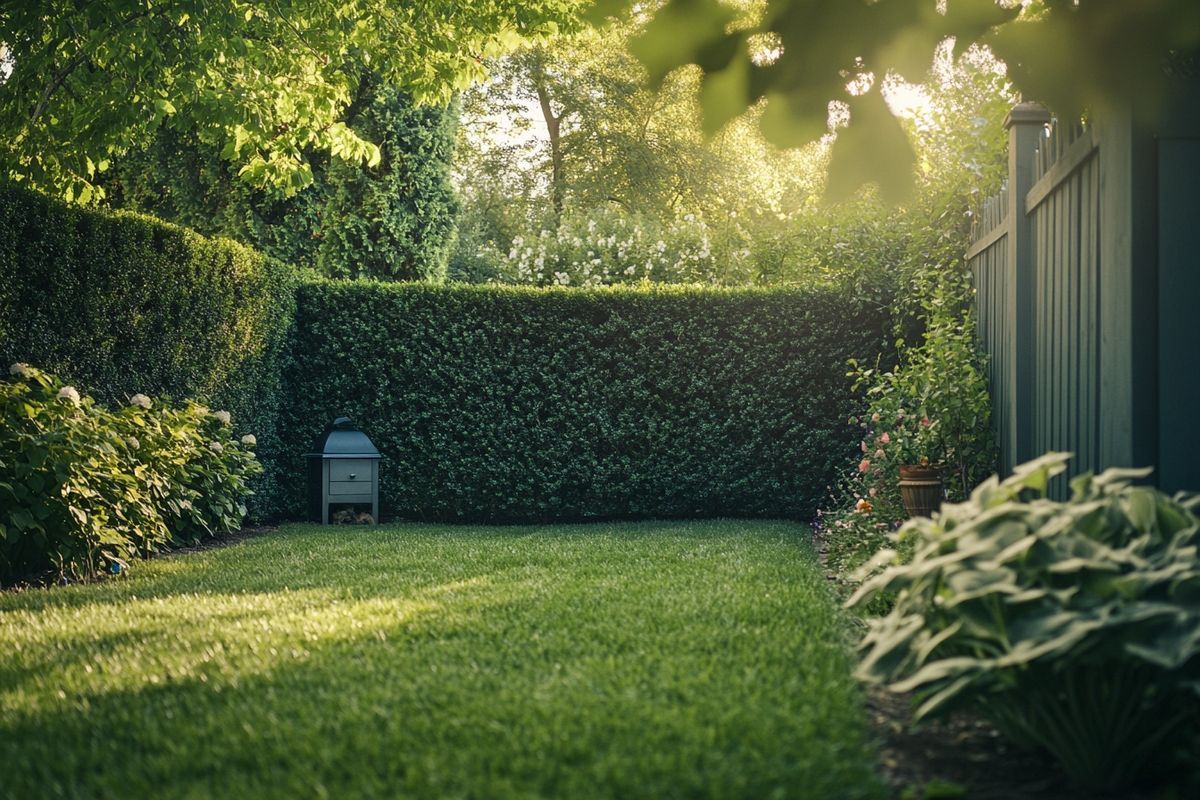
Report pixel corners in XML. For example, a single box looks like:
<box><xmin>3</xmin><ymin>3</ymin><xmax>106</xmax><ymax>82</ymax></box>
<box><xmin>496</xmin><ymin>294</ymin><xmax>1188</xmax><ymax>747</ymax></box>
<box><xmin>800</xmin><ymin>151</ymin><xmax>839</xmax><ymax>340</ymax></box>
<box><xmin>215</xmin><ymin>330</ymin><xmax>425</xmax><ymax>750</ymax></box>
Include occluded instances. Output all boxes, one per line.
<box><xmin>861</xmin><ymin>441</ymin><xmax>869</xmax><ymax>453</ymax></box>
<box><xmin>871</xmin><ymin>412</ymin><xmax>881</xmax><ymax>423</ymax></box>
<box><xmin>874</xmin><ymin>449</ymin><xmax>885</xmax><ymax>460</ymax></box>
<box><xmin>921</xmin><ymin>416</ymin><xmax>932</xmax><ymax>428</ymax></box>
<box><xmin>868</xmin><ymin>487</ymin><xmax>878</xmax><ymax>497</ymax></box>
<box><xmin>879</xmin><ymin>432</ymin><xmax>890</xmax><ymax>444</ymax></box>
<box><xmin>858</xmin><ymin>458</ymin><xmax>871</xmax><ymax>473</ymax></box>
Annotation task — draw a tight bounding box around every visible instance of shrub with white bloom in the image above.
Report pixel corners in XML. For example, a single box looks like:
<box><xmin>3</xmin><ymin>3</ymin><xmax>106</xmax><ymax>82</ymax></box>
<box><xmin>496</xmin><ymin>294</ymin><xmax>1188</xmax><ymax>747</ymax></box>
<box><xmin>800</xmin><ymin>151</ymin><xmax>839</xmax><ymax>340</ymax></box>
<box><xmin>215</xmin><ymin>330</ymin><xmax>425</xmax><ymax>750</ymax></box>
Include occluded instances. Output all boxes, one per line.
<box><xmin>492</xmin><ymin>207</ymin><xmax>747</xmax><ymax>288</ymax></box>
<box><xmin>209</xmin><ymin>441</ymin><xmax>224</xmax><ymax>453</ymax></box>
<box><xmin>9</xmin><ymin>362</ymin><xmax>31</xmax><ymax>378</ymax></box>
<box><xmin>211</xmin><ymin>410</ymin><xmax>231</xmax><ymax>426</ymax></box>
<box><xmin>57</xmin><ymin>386</ymin><xmax>81</xmax><ymax>406</ymax></box>
<box><xmin>130</xmin><ymin>393</ymin><xmax>152</xmax><ymax>409</ymax></box>
<box><xmin>126</xmin><ymin>436</ymin><xmax>141</xmax><ymax>449</ymax></box>
<box><xmin>241</xmin><ymin>434</ymin><xmax>257</xmax><ymax>447</ymax></box>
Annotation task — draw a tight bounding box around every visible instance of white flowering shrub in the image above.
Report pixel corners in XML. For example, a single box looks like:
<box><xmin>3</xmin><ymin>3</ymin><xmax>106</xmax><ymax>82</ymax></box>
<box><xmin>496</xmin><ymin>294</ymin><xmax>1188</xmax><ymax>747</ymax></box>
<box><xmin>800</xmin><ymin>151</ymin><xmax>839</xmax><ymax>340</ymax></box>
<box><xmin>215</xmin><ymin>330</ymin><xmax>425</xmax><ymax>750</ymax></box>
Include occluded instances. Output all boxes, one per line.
<box><xmin>485</xmin><ymin>208</ymin><xmax>753</xmax><ymax>287</ymax></box>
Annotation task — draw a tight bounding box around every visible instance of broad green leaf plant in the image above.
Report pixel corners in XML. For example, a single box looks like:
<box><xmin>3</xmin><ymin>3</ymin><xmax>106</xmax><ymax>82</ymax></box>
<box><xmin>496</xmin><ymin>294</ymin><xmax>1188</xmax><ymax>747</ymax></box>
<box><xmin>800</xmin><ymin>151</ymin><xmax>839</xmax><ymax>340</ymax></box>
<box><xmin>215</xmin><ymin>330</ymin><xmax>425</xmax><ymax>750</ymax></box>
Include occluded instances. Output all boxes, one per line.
<box><xmin>849</xmin><ymin>452</ymin><xmax>1200</xmax><ymax>791</ymax></box>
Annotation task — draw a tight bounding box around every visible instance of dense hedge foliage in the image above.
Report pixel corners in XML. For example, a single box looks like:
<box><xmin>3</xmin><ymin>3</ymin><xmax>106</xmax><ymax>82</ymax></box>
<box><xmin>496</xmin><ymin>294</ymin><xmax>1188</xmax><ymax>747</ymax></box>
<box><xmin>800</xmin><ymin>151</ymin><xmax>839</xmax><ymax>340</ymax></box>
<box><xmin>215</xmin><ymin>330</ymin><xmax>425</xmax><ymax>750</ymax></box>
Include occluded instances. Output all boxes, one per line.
<box><xmin>281</xmin><ymin>281</ymin><xmax>893</xmax><ymax>522</ymax></box>
<box><xmin>0</xmin><ymin>184</ymin><xmax>296</xmax><ymax>518</ymax></box>
<box><xmin>2</xmin><ymin>185</ymin><xmax>897</xmax><ymax>524</ymax></box>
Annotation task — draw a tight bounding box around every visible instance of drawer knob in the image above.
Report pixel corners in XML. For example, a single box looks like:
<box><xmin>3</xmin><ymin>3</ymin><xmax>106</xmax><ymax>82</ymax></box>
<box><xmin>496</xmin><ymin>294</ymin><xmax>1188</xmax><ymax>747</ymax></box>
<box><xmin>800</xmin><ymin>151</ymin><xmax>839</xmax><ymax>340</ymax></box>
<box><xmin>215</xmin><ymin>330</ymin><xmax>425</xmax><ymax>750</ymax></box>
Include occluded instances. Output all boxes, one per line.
<box><xmin>348</xmin><ymin>473</ymin><xmax>356</xmax><ymax>479</ymax></box>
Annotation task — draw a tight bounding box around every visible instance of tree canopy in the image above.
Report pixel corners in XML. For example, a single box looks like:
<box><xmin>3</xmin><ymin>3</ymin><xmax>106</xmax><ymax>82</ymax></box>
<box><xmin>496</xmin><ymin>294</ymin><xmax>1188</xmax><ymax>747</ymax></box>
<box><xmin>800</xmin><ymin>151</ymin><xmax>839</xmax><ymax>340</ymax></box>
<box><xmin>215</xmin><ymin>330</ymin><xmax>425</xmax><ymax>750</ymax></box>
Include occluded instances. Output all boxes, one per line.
<box><xmin>0</xmin><ymin>0</ymin><xmax>579</xmax><ymax>200</ymax></box>
<box><xmin>107</xmin><ymin>81</ymin><xmax>459</xmax><ymax>281</ymax></box>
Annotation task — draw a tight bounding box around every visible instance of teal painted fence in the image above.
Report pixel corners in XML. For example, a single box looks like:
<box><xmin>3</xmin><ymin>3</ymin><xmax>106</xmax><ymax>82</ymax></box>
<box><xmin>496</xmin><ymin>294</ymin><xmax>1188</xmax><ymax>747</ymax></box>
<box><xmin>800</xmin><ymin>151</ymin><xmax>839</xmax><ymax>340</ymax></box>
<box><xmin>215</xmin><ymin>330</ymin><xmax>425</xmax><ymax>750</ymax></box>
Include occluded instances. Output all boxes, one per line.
<box><xmin>969</xmin><ymin>87</ymin><xmax>1200</xmax><ymax>494</ymax></box>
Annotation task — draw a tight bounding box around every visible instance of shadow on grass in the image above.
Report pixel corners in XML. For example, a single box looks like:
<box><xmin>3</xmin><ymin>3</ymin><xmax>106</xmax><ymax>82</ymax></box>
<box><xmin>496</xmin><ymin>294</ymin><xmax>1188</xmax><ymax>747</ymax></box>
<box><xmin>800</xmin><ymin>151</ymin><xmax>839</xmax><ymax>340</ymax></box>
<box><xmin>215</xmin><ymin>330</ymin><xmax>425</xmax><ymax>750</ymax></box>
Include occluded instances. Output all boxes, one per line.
<box><xmin>0</xmin><ymin>521</ymin><xmax>879</xmax><ymax>800</ymax></box>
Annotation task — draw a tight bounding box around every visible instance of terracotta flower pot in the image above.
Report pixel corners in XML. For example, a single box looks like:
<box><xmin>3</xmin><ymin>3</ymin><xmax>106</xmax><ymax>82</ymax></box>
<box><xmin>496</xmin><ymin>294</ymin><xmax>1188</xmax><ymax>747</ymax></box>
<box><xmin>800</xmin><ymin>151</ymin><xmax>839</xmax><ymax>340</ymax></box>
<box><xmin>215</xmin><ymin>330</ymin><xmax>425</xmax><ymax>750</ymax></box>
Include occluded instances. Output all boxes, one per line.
<box><xmin>899</xmin><ymin>464</ymin><xmax>944</xmax><ymax>518</ymax></box>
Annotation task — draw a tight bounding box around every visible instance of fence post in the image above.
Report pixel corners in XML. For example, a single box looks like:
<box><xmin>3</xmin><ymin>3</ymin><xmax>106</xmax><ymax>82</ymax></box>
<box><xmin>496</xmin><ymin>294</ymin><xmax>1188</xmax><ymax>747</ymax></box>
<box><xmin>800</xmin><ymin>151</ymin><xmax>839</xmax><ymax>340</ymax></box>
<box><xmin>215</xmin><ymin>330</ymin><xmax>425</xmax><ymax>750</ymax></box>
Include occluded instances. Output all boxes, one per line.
<box><xmin>1004</xmin><ymin>102</ymin><xmax>1050</xmax><ymax>466</ymax></box>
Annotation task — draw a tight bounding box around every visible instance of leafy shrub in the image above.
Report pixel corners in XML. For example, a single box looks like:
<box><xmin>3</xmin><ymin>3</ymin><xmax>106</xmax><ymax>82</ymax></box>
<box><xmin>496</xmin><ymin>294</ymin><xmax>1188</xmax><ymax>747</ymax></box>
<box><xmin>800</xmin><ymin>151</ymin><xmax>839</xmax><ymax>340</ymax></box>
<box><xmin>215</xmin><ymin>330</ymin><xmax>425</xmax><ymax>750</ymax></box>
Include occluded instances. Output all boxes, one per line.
<box><xmin>849</xmin><ymin>453</ymin><xmax>1200</xmax><ymax>792</ymax></box>
<box><xmin>0</xmin><ymin>183</ymin><xmax>296</xmax><ymax>519</ymax></box>
<box><xmin>281</xmin><ymin>281</ymin><xmax>893</xmax><ymax>522</ymax></box>
<box><xmin>314</xmin><ymin>86</ymin><xmax>459</xmax><ymax>282</ymax></box>
<box><xmin>1</xmin><ymin>365</ymin><xmax>168</xmax><ymax>581</ymax></box>
<box><xmin>113</xmin><ymin>397</ymin><xmax>262</xmax><ymax>544</ymax></box>
<box><xmin>1</xmin><ymin>365</ymin><xmax>260</xmax><ymax>584</ymax></box>
<box><xmin>849</xmin><ymin>304</ymin><xmax>995</xmax><ymax>503</ymax></box>
<box><xmin>105</xmin><ymin>84</ymin><xmax>459</xmax><ymax>282</ymax></box>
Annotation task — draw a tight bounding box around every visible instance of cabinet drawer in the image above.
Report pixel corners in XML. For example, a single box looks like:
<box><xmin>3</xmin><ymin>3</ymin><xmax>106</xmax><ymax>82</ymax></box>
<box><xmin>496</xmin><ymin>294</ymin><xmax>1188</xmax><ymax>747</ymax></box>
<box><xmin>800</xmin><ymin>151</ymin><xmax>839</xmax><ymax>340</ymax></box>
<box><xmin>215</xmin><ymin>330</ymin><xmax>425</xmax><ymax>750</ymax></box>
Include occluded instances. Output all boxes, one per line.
<box><xmin>328</xmin><ymin>481</ymin><xmax>373</xmax><ymax>498</ymax></box>
<box><xmin>328</xmin><ymin>459</ymin><xmax>372</xmax><ymax>483</ymax></box>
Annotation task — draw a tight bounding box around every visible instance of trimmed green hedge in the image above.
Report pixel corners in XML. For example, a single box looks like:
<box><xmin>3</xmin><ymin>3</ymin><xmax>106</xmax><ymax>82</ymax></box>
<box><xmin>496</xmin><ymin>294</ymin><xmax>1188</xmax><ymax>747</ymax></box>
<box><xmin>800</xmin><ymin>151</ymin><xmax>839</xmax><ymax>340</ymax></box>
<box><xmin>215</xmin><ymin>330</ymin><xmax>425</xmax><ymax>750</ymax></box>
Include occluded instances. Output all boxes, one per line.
<box><xmin>0</xmin><ymin>184</ymin><xmax>296</xmax><ymax>519</ymax></box>
<box><xmin>2</xmin><ymin>185</ymin><xmax>895</xmax><ymax>525</ymax></box>
<box><xmin>280</xmin><ymin>281</ymin><xmax>892</xmax><ymax>522</ymax></box>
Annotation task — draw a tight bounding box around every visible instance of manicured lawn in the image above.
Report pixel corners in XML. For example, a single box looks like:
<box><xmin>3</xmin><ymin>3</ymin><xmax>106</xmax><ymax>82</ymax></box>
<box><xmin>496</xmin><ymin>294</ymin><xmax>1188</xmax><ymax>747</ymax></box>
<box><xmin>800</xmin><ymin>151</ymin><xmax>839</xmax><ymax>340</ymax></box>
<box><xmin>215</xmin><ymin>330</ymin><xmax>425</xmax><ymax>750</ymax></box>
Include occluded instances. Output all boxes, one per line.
<box><xmin>0</xmin><ymin>520</ymin><xmax>883</xmax><ymax>800</ymax></box>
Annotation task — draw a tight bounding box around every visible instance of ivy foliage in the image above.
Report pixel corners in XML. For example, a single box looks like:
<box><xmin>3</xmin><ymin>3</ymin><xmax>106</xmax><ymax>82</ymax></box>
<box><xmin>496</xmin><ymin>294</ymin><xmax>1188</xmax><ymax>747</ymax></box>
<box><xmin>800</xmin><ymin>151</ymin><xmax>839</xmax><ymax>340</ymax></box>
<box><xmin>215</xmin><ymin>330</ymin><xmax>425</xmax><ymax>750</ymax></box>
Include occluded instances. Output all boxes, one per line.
<box><xmin>281</xmin><ymin>281</ymin><xmax>894</xmax><ymax>522</ymax></box>
<box><xmin>0</xmin><ymin>0</ymin><xmax>579</xmax><ymax>199</ymax></box>
<box><xmin>105</xmin><ymin>82</ymin><xmax>458</xmax><ymax>282</ymax></box>
<box><xmin>0</xmin><ymin>184</ymin><xmax>296</xmax><ymax>519</ymax></box>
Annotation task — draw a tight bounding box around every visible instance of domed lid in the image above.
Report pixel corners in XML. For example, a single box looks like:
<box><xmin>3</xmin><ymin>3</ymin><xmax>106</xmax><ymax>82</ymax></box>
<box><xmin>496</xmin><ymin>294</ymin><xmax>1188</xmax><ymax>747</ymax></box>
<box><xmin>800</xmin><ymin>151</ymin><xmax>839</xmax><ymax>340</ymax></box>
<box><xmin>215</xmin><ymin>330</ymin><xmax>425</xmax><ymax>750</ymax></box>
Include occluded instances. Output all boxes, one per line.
<box><xmin>308</xmin><ymin>416</ymin><xmax>380</xmax><ymax>458</ymax></box>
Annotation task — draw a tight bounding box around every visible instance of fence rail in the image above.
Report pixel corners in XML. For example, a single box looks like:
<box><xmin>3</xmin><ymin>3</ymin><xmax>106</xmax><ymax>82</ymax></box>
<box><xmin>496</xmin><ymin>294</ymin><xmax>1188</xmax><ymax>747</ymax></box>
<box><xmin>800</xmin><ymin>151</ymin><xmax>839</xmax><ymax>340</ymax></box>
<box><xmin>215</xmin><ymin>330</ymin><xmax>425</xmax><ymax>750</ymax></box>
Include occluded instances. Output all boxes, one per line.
<box><xmin>968</xmin><ymin>107</ymin><xmax>1100</xmax><ymax>487</ymax></box>
<box><xmin>967</xmin><ymin>89</ymin><xmax>1200</xmax><ymax>494</ymax></box>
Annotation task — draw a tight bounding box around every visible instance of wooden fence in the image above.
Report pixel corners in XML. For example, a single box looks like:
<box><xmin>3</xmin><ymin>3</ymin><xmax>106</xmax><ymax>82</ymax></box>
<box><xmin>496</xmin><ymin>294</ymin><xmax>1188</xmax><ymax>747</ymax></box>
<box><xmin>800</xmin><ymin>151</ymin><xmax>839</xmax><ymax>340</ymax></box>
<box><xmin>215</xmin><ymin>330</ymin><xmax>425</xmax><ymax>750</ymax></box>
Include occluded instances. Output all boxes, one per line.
<box><xmin>968</xmin><ymin>89</ymin><xmax>1200</xmax><ymax>494</ymax></box>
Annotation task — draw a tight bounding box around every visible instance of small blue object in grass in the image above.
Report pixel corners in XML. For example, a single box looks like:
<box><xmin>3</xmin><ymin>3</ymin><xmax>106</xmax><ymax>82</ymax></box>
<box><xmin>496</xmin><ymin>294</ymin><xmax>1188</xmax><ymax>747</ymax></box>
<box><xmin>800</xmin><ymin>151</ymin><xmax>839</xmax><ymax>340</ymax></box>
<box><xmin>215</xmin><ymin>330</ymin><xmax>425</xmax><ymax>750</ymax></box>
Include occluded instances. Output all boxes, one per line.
<box><xmin>109</xmin><ymin>559</ymin><xmax>126</xmax><ymax>575</ymax></box>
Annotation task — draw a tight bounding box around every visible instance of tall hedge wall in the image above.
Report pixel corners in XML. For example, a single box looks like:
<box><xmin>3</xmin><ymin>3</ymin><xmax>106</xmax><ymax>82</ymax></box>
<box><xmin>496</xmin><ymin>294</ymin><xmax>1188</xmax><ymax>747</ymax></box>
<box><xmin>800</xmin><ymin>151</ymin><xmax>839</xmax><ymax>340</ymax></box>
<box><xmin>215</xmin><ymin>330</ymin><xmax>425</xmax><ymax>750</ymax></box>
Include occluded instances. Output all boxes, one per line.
<box><xmin>0</xmin><ymin>184</ymin><xmax>297</xmax><ymax>518</ymax></box>
<box><xmin>281</xmin><ymin>281</ymin><xmax>892</xmax><ymax>522</ymax></box>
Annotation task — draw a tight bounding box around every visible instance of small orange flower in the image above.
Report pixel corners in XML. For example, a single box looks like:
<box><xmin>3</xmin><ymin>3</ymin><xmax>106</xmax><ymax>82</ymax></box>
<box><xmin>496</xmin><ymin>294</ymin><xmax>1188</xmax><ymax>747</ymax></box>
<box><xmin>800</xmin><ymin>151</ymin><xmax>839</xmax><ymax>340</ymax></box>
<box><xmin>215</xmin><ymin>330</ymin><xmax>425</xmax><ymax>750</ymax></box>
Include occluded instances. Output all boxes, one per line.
<box><xmin>855</xmin><ymin>498</ymin><xmax>873</xmax><ymax>514</ymax></box>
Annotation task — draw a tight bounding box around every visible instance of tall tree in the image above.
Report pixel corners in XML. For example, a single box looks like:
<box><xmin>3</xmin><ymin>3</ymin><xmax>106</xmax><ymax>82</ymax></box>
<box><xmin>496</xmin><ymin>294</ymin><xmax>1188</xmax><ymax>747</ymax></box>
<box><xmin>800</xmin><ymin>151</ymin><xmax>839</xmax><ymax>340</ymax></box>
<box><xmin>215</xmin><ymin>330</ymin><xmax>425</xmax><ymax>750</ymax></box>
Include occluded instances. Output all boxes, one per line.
<box><xmin>107</xmin><ymin>80</ymin><xmax>459</xmax><ymax>282</ymax></box>
<box><xmin>463</xmin><ymin>17</ymin><xmax>740</xmax><ymax>227</ymax></box>
<box><xmin>0</xmin><ymin>0</ymin><xmax>581</xmax><ymax>201</ymax></box>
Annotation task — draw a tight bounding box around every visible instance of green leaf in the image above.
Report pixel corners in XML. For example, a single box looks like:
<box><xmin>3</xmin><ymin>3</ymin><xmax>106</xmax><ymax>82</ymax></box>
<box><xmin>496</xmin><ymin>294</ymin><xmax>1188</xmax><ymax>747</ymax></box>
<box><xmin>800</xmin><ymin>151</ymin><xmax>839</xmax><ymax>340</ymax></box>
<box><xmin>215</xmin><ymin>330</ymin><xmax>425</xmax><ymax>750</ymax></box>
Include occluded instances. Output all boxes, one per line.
<box><xmin>629</xmin><ymin>0</ymin><xmax>736</xmax><ymax>88</ymax></box>
<box><xmin>824</xmin><ymin>88</ymin><xmax>915</xmax><ymax>204</ymax></box>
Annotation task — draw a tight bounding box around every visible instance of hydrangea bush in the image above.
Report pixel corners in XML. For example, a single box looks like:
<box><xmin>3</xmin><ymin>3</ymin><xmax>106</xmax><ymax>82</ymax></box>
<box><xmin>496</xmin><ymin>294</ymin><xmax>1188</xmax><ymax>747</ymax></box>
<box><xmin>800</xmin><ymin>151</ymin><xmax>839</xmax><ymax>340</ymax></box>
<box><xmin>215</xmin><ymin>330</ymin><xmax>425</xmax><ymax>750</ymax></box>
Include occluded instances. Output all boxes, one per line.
<box><xmin>1</xmin><ymin>364</ymin><xmax>260</xmax><ymax>583</ymax></box>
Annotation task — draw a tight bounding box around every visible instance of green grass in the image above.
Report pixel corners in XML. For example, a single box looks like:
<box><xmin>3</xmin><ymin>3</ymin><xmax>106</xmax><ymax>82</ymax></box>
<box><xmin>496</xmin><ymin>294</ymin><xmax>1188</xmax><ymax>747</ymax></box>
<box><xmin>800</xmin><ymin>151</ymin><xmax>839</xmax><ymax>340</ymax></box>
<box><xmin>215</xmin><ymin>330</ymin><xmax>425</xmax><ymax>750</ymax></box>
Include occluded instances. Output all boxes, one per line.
<box><xmin>0</xmin><ymin>520</ymin><xmax>883</xmax><ymax>800</ymax></box>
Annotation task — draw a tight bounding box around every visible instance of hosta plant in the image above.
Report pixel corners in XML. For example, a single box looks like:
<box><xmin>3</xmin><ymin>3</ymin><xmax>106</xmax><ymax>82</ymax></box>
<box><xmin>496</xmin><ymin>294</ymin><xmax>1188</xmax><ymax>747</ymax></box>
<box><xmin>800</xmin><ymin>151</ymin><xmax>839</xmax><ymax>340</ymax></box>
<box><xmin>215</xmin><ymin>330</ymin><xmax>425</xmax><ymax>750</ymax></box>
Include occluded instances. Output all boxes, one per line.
<box><xmin>849</xmin><ymin>453</ymin><xmax>1200</xmax><ymax>792</ymax></box>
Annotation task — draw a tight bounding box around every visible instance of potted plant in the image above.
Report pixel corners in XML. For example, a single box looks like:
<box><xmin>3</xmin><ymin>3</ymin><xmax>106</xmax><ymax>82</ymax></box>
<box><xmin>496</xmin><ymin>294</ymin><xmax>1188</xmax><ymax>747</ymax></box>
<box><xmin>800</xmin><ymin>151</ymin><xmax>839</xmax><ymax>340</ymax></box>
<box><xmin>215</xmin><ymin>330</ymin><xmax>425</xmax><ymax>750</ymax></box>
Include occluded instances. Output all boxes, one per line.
<box><xmin>888</xmin><ymin>412</ymin><xmax>944</xmax><ymax>518</ymax></box>
<box><xmin>848</xmin><ymin>307</ymin><xmax>996</xmax><ymax>517</ymax></box>
<box><xmin>846</xmin><ymin>408</ymin><xmax>943</xmax><ymax>519</ymax></box>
